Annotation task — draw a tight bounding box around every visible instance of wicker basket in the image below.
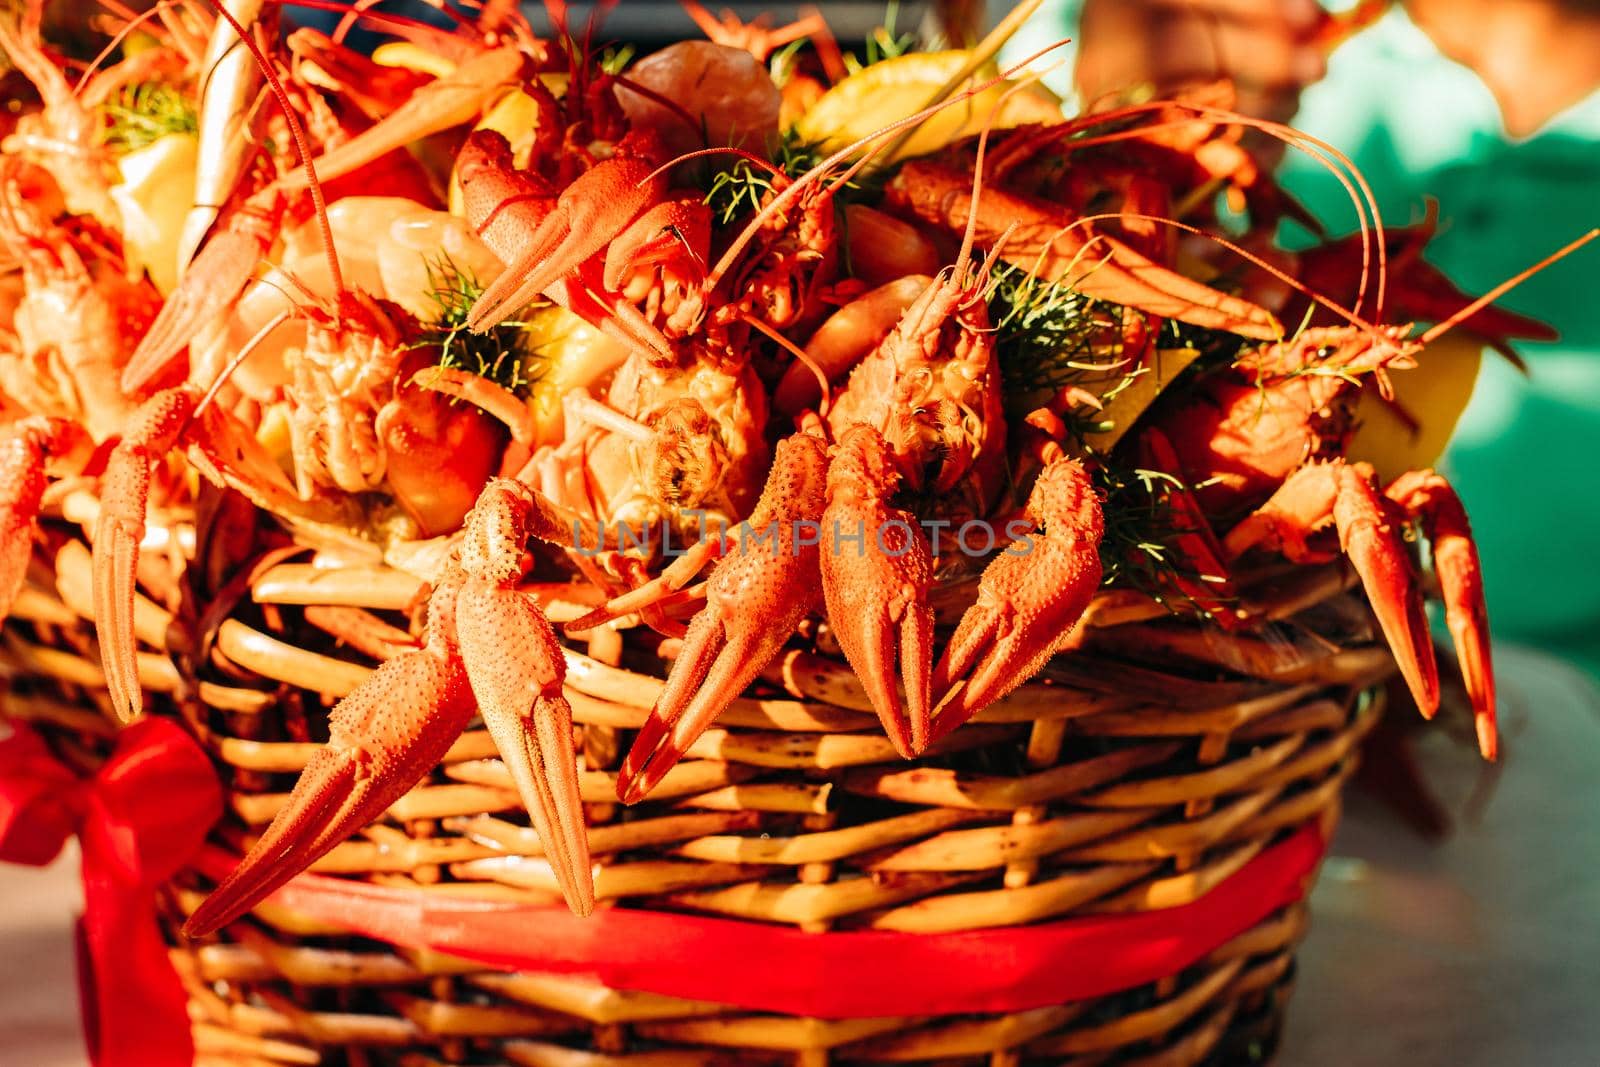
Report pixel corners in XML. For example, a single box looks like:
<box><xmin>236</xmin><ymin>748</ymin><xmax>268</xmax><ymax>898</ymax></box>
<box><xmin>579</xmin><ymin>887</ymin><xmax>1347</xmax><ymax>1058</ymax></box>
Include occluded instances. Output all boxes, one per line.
<box><xmin>1</xmin><ymin>488</ymin><xmax>1394</xmax><ymax>1066</ymax></box>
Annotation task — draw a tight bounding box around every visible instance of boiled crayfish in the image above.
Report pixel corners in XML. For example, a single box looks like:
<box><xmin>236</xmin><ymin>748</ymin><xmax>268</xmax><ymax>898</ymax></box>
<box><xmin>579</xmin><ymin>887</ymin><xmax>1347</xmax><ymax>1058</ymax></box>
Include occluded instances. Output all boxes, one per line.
<box><xmin>1</xmin><ymin>1</ymin><xmax>1549</xmax><ymax>941</ymax></box>
<box><xmin>573</xmin><ymin>200</ymin><xmax>1108</xmax><ymax>793</ymax></box>
<box><xmin>1130</xmin><ymin>326</ymin><xmax>1497</xmax><ymax>758</ymax></box>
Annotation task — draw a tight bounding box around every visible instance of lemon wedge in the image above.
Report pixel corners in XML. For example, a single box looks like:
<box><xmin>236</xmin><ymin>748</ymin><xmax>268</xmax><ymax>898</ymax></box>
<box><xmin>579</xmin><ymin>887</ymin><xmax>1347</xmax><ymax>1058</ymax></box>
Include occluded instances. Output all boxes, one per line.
<box><xmin>371</xmin><ymin>41</ymin><xmax>457</xmax><ymax>79</ymax></box>
<box><xmin>793</xmin><ymin>51</ymin><xmax>1060</xmax><ymax>163</ymax></box>
<box><xmin>447</xmin><ymin>87</ymin><xmax>547</xmax><ymax>217</ymax></box>
<box><xmin>1076</xmin><ymin>348</ymin><xmax>1205</xmax><ymax>453</ymax></box>
<box><xmin>520</xmin><ymin>305</ymin><xmax>629</xmax><ymax>446</ymax></box>
<box><xmin>109</xmin><ymin>132</ymin><xmax>198</xmax><ymax>295</ymax></box>
<box><xmin>1349</xmin><ymin>333</ymin><xmax>1483</xmax><ymax>483</ymax></box>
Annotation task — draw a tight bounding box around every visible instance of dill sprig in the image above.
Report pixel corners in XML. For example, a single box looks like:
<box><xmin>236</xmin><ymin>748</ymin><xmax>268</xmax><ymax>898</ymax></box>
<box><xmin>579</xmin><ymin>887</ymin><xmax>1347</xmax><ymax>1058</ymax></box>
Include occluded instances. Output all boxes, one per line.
<box><xmin>774</xmin><ymin>131</ymin><xmax>837</xmax><ymax>184</ymax></box>
<box><xmin>102</xmin><ymin>82</ymin><xmax>196</xmax><ymax>154</ymax></box>
<box><xmin>411</xmin><ymin>256</ymin><xmax>544</xmax><ymax>396</ymax></box>
<box><xmin>1094</xmin><ymin>460</ymin><xmax>1226</xmax><ymax>616</ymax></box>
<box><xmin>703</xmin><ymin>157</ymin><xmax>777</xmax><ymax>227</ymax></box>
<box><xmin>598</xmin><ymin>44</ymin><xmax>635</xmax><ymax>75</ymax></box>
<box><xmin>989</xmin><ymin>261</ymin><xmax>1130</xmax><ymax>399</ymax></box>
<box><xmin>1158</xmin><ymin>317</ymin><xmax>1253</xmax><ymax>368</ymax></box>
<box><xmin>845</xmin><ymin>2</ymin><xmax>918</xmax><ymax>74</ymax></box>
<box><xmin>700</xmin><ymin>130</ymin><xmax>865</xmax><ymax>227</ymax></box>
<box><xmin>770</xmin><ymin>38</ymin><xmax>808</xmax><ymax>87</ymax></box>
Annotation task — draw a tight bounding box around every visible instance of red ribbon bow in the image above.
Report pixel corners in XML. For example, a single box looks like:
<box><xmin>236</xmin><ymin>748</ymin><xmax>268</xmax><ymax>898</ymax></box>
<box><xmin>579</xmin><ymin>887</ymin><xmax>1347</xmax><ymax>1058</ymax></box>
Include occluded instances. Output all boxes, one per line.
<box><xmin>0</xmin><ymin>717</ymin><xmax>220</xmax><ymax>1067</ymax></box>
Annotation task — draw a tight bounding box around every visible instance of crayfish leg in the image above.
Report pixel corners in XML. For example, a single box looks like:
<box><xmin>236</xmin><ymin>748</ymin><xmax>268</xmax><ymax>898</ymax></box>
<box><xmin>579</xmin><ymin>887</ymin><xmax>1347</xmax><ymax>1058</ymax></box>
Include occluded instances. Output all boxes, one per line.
<box><xmin>564</xmin><ymin>536</ymin><xmax>721</xmax><ymax>635</ymax></box>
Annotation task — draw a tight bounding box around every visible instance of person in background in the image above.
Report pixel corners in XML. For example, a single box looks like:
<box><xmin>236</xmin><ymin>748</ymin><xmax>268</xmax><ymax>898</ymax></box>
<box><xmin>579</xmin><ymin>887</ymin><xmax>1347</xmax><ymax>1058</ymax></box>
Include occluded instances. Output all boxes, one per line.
<box><xmin>1008</xmin><ymin>0</ymin><xmax>1600</xmax><ymax>677</ymax></box>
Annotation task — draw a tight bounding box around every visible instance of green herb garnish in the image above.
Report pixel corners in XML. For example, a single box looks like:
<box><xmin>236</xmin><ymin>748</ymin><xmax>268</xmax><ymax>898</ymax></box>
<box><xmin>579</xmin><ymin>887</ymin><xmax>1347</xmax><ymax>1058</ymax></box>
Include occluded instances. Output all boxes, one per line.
<box><xmin>847</xmin><ymin>2</ymin><xmax>917</xmax><ymax>74</ymax></box>
<box><xmin>103</xmin><ymin>82</ymin><xmax>196</xmax><ymax>154</ymax></box>
<box><xmin>1094</xmin><ymin>459</ymin><xmax>1228</xmax><ymax>616</ymax></box>
<box><xmin>989</xmin><ymin>261</ymin><xmax>1129</xmax><ymax>402</ymax></box>
<box><xmin>412</xmin><ymin>255</ymin><xmax>545</xmax><ymax>396</ymax></box>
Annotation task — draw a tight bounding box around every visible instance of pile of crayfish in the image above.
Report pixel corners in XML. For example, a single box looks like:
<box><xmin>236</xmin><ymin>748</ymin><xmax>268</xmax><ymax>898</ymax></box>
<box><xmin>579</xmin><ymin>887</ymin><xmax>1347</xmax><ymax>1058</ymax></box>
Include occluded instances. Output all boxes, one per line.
<box><xmin>0</xmin><ymin>0</ymin><xmax>1556</xmax><ymax>931</ymax></box>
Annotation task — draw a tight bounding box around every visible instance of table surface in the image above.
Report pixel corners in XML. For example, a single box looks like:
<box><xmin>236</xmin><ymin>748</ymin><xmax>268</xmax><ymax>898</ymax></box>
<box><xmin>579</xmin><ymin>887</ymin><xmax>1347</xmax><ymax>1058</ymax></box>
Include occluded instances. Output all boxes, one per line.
<box><xmin>4</xmin><ymin>645</ymin><xmax>1596</xmax><ymax>1066</ymax></box>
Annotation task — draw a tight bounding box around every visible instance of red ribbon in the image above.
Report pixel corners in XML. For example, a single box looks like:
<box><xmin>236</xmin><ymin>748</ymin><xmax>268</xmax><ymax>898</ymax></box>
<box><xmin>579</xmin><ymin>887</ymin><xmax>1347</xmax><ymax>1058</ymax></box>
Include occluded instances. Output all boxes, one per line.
<box><xmin>0</xmin><ymin>710</ymin><xmax>1325</xmax><ymax>1031</ymax></box>
<box><xmin>0</xmin><ymin>717</ymin><xmax>221</xmax><ymax>1067</ymax></box>
<box><xmin>219</xmin><ymin>823</ymin><xmax>1326</xmax><ymax>1018</ymax></box>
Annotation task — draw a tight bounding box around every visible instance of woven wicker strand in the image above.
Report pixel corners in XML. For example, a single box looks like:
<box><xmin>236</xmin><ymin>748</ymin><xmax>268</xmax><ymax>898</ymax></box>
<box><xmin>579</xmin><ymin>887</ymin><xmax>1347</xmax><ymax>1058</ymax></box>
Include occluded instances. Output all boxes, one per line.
<box><xmin>0</xmin><ymin>498</ymin><xmax>1389</xmax><ymax>1065</ymax></box>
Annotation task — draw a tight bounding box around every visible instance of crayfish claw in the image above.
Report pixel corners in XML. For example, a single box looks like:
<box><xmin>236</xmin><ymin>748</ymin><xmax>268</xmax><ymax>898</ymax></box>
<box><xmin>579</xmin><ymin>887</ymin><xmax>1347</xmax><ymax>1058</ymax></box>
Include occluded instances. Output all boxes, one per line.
<box><xmin>91</xmin><ymin>390</ymin><xmax>197</xmax><ymax>720</ymax></box>
<box><xmin>273</xmin><ymin>48</ymin><xmax>526</xmax><ymax>194</ymax></box>
<box><xmin>1227</xmin><ymin>462</ymin><xmax>1442</xmax><ymax>720</ymax></box>
<box><xmin>931</xmin><ymin>459</ymin><xmax>1104</xmax><ymax>739</ymax></box>
<box><xmin>125</xmin><ymin>218</ymin><xmax>271</xmax><ymax>393</ymax></box>
<box><xmin>183</xmin><ymin>747</ymin><xmax>360</xmax><ymax>938</ymax></box>
<box><xmin>847</xmin><ymin>597</ymin><xmax>935</xmax><ymax>758</ymax></box>
<box><xmin>617</xmin><ymin>432</ymin><xmax>828</xmax><ymax>804</ymax></box>
<box><xmin>618</xmin><ymin>612</ymin><xmax>776</xmax><ymax>805</ymax></box>
<box><xmin>92</xmin><ymin>499</ymin><xmax>143</xmax><ymax>722</ymax></box>
<box><xmin>1386</xmin><ymin>470</ymin><xmax>1496</xmax><ymax>759</ymax></box>
<box><xmin>184</xmin><ymin>647</ymin><xmax>477</xmax><ymax>937</ymax></box>
<box><xmin>0</xmin><ymin>417</ymin><xmax>75</xmax><ymax>621</ymax></box>
<box><xmin>820</xmin><ymin>425</ymin><xmax>936</xmax><ymax>757</ymax></box>
<box><xmin>456</xmin><ymin>582</ymin><xmax>595</xmax><ymax>915</ymax></box>
<box><xmin>92</xmin><ymin>442</ymin><xmax>156</xmax><ymax>721</ymax></box>
<box><xmin>1335</xmin><ymin>469</ymin><xmax>1440</xmax><ymax>720</ymax></box>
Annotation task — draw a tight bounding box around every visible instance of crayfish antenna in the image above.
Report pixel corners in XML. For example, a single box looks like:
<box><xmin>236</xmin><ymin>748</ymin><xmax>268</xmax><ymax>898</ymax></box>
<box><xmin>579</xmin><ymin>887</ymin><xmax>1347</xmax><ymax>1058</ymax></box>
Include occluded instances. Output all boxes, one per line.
<box><xmin>929</xmin><ymin>456</ymin><xmax>1104</xmax><ymax>741</ymax></box>
<box><xmin>184</xmin><ymin>645</ymin><xmax>477</xmax><ymax>937</ymax></box>
<box><xmin>887</xmin><ymin>164</ymin><xmax>1285</xmax><ymax>340</ymax></box>
<box><xmin>617</xmin><ymin>432</ymin><xmax>828</xmax><ymax>804</ymax></box>
<box><xmin>1416</xmin><ymin>228</ymin><xmax>1600</xmax><ymax>348</ymax></box>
